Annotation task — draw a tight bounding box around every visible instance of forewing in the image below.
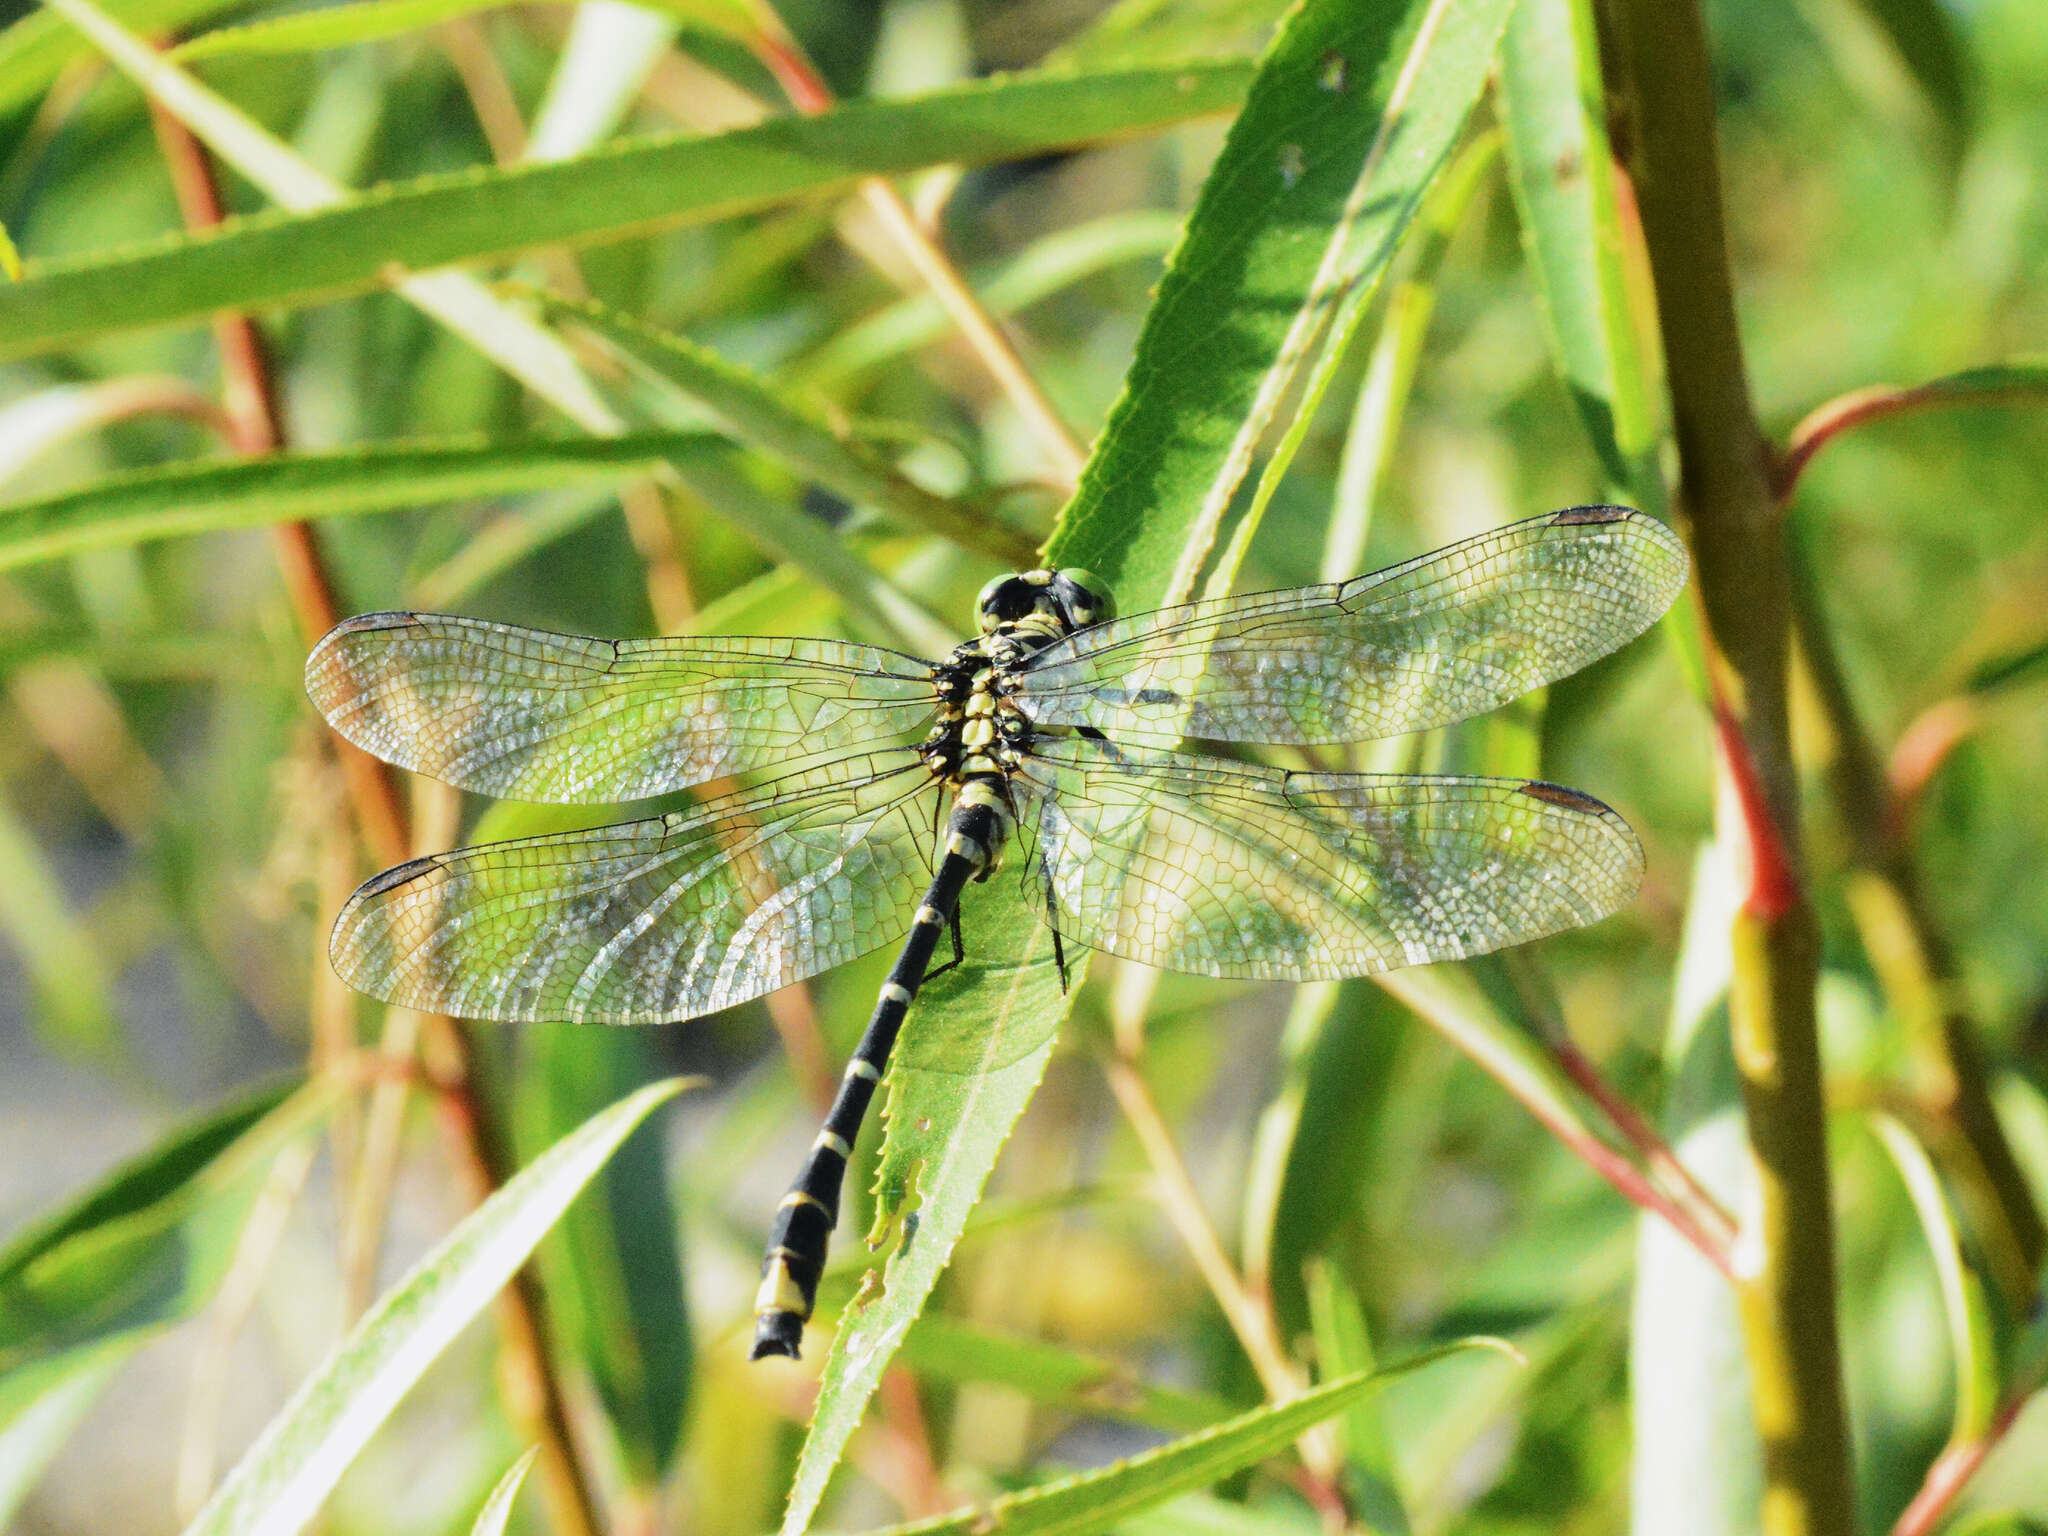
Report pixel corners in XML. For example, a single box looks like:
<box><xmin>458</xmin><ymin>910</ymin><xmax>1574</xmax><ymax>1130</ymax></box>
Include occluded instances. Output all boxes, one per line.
<box><xmin>331</xmin><ymin>750</ymin><xmax>941</xmax><ymax>1023</ymax></box>
<box><xmin>1013</xmin><ymin>507</ymin><xmax>1688</xmax><ymax>746</ymax></box>
<box><xmin>308</xmin><ymin>612</ymin><xmax>938</xmax><ymax>802</ymax></box>
<box><xmin>1014</xmin><ymin>737</ymin><xmax>1643</xmax><ymax>979</ymax></box>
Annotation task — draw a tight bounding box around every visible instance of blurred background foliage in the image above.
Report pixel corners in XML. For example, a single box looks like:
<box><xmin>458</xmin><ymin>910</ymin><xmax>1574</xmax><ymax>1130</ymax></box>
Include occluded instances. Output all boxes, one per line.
<box><xmin>0</xmin><ymin>0</ymin><xmax>2044</xmax><ymax>1532</ymax></box>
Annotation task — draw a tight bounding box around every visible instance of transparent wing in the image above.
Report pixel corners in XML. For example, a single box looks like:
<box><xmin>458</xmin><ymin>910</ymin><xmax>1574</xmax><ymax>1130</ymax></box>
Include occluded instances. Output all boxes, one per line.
<box><xmin>331</xmin><ymin>749</ymin><xmax>942</xmax><ymax>1023</ymax></box>
<box><xmin>1013</xmin><ymin>507</ymin><xmax>1688</xmax><ymax>746</ymax></box>
<box><xmin>1013</xmin><ymin>737</ymin><xmax>1643</xmax><ymax>979</ymax></box>
<box><xmin>308</xmin><ymin>612</ymin><xmax>939</xmax><ymax>803</ymax></box>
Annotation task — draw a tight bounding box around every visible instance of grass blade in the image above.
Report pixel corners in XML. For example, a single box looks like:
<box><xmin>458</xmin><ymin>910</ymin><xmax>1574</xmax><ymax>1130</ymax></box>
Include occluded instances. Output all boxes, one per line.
<box><xmin>0</xmin><ymin>432</ymin><xmax>717</xmax><ymax>573</ymax></box>
<box><xmin>180</xmin><ymin>1078</ymin><xmax>690</xmax><ymax>1536</ymax></box>
<box><xmin>466</xmin><ymin>1447</ymin><xmax>540</xmax><ymax>1536</ymax></box>
<box><xmin>860</xmin><ymin>1343</ymin><xmax>1510</xmax><ymax>1536</ymax></box>
<box><xmin>0</xmin><ymin>61</ymin><xmax>1255</xmax><ymax>361</ymax></box>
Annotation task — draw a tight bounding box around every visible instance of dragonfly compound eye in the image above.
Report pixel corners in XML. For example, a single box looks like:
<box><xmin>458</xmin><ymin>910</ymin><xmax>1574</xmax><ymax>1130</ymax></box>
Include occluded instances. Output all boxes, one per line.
<box><xmin>1051</xmin><ymin>569</ymin><xmax>1114</xmax><ymax>628</ymax></box>
<box><xmin>976</xmin><ymin>571</ymin><xmax>1053</xmax><ymax>633</ymax></box>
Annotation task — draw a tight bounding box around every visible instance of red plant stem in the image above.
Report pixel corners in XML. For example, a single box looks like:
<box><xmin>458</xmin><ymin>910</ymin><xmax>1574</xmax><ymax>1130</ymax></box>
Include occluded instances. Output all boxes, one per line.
<box><xmin>1773</xmin><ymin>375</ymin><xmax>2048</xmax><ymax>503</ymax></box>
<box><xmin>147</xmin><ymin>96</ymin><xmax>604</xmax><ymax>1536</ymax></box>
<box><xmin>1888</xmin><ymin>1388</ymin><xmax>2037</xmax><ymax>1536</ymax></box>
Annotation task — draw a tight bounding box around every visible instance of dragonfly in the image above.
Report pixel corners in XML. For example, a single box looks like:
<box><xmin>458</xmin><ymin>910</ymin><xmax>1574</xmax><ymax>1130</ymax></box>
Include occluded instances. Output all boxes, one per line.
<box><xmin>308</xmin><ymin>504</ymin><xmax>1688</xmax><ymax>1360</ymax></box>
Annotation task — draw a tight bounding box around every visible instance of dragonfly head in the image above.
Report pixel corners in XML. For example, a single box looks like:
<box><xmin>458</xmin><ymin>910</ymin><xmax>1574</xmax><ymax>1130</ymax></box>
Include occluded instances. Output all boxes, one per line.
<box><xmin>975</xmin><ymin>568</ymin><xmax>1116</xmax><ymax>637</ymax></box>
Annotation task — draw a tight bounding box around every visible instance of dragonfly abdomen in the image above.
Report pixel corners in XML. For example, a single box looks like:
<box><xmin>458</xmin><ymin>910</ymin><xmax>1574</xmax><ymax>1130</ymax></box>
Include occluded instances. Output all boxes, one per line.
<box><xmin>750</xmin><ymin>779</ymin><xmax>1013</xmax><ymax>1360</ymax></box>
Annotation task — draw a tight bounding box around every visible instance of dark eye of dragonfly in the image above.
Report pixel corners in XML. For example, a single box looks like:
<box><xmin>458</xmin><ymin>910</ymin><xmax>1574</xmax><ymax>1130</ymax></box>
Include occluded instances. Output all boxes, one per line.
<box><xmin>975</xmin><ymin>567</ymin><xmax>1115</xmax><ymax>635</ymax></box>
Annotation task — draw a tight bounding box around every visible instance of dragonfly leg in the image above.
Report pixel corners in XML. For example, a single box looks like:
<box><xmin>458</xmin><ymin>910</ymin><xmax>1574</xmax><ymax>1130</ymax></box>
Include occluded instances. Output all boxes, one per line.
<box><xmin>925</xmin><ymin>905</ymin><xmax>968</xmax><ymax>983</ymax></box>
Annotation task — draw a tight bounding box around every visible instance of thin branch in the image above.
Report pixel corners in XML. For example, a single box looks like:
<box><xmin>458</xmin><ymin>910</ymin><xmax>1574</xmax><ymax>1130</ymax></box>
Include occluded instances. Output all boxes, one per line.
<box><xmin>748</xmin><ymin>12</ymin><xmax>1088</xmax><ymax>491</ymax></box>
<box><xmin>1601</xmin><ymin>3</ymin><xmax>1855</xmax><ymax>1532</ymax></box>
<box><xmin>1888</xmin><ymin>1384</ymin><xmax>2041</xmax><ymax>1536</ymax></box>
<box><xmin>1099</xmin><ymin>1046</ymin><xmax>1349</xmax><ymax>1523</ymax></box>
<box><xmin>1773</xmin><ymin>372</ymin><xmax>2048</xmax><ymax>503</ymax></box>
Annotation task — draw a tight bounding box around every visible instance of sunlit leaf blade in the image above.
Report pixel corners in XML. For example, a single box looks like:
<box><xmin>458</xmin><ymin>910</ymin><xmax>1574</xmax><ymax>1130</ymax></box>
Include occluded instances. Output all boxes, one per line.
<box><xmin>181</xmin><ymin>1078</ymin><xmax>690</xmax><ymax>1536</ymax></box>
<box><xmin>0</xmin><ymin>61</ymin><xmax>1255</xmax><ymax>361</ymax></box>
<box><xmin>1304</xmin><ymin>1260</ymin><xmax>1411</xmax><ymax>1533</ymax></box>
<box><xmin>1498</xmin><ymin>0</ymin><xmax>1659</xmax><ymax>505</ymax></box>
<box><xmin>0</xmin><ymin>433</ymin><xmax>716</xmax><ymax>572</ymax></box>
<box><xmin>1053</xmin><ymin>0</ymin><xmax>1518</xmax><ymax>598</ymax></box>
<box><xmin>466</xmin><ymin>1446</ymin><xmax>539</xmax><ymax>1536</ymax></box>
<box><xmin>857</xmin><ymin>1344</ymin><xmax>1509</xmax><ymax>1536</ymax></box>
<box><xmin>894</xmin><ymin>1316</ymin><xmax>1229</xmax><ymax>1434</ymax></box>
<box><xmin>0</xmin><ymin>1338</ymin><xmax>131</xmax><ymax>1526</ymax></box>
<box><xmin>517</xmin><ymin>1029</ymin><xmax>690</xmax><ymax>1484</ymax></box>
<box><xmin>783</xmin><ymin>2</ymin><xmax>1516</xmax><ymax>1528</ymax></box>
<box><xmin>547</xmin><ymin>294</ymin><xmax>1037</xmax><ymax>567</ymax></box>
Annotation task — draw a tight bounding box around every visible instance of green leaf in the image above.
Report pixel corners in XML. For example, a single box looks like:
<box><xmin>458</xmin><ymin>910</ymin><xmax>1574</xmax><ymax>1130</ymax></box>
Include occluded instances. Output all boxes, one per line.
<box><xmin>780</xmin><ymin>3</ymin><xmax>1514</xmax><ymax>1529</ymax></box>
<box><xmin>1630</xmin><ymin>843</ymin><xmax>1759</xmax><ymax>1536</ymax></box>
<box><xmin>0</xmin><ymin>1079</ymin><xmax>314</xmax><ymax>1375</ymax></box>
<box><xmin>0</xmin><ymin>1079</ymin><xmax>298</xmax><ymax>1521</ymax></box>
<box><xmin>0</xmin><ymin>61</ymin><xmax>1255</xmax><ymax>361</ymax></box>
<box><xmin>1496</xmin><ymin>0</ymin><xmax>1709</xmax><ymax>713</ymax></box>
<box><xmin>894</xmin><ymin>1314</ymin><xmax>1231</xmax><ymax>1434</ymax></box>
<box><xmin>173</xmin><ymin>0</ymin><xmax>525</xmax><ymax>58</ymax></box>
<box><xmin>0</xmin><ymin>432</ymin><xmax>717</xmax><ymax>573</ymax></box>
<box><xmin>546</xmin><ymin>293</ymin><xmax>1038</xmax><ymax>567</ymax></box>
<box><xmin>466</xmin><ymin>1447</ymin><xmax>539</xmax><ymax>1536</ymax></box>
<box><xmin>857</xmin><ymin>1344</ymin><xmax>1508</xmax><ymax>1536</ymax></box>
<box><xmin>36</xmin><ymin>0</ymin><xmax>620</xmax><ymax>430</ymax></box>
<box><xmin>181</xmin><ymin>1078</ymin><xmax>691</xmax><ymax>1536</ymax></box>
<box><xmin>1871</xmin><ymin>1112</ymin><xmax>2001</xmax><ymax>1444</ymax></box>
<box><xmin>1498</xmin><ymin>0</ymin><xmax>1661</xmax><ymax>512</ymax></box>
<box><xmin>516</xmin><ymin>1028</ymin><xmax>690</xmax><ymax>1485</ymax></box>
<box><xmin>1053</xmin><ymin>0</ymin><xmax>1517</xmax><ymax>598</ymax></box>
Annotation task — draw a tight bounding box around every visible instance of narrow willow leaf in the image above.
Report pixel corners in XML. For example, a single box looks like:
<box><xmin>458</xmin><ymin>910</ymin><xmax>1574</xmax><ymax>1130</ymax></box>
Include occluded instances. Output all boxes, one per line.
<box><xmin>1</xmin><ymin>1081</ymin><xmax>319</xmax><ymax>1384</ymax></box>
<box><xmin>1054</xmin><ymin>0</ymin><xmax>1517</xmax><ymax>600</ymax></box>
<box><xmin>0</xmin><ymin>433</ymin><xmax>715</xmax><ymax>573</ymax></box>
<box><xmin>1496</xmin><ymin>0</ymin><xmax>1708</xmax><ymax>708</ymax></box>
<box><xmin>35</xmin><ymin>0</ymin><xmax>619</xmax><ymax>430</ymax></box>
<box><xmin>174</xmin><ymin>0</ymin><xmax>525</xmax><ymax>58</ymax></box>
<box><xmin>182</xmin><ymin>1078</ymin><xmax>691</xmax><ymax>1536</ymax></box>
<box><xmin>524</xmin><ymin>0</ymin><xmax>678</xmax><ymax>164</ymax></box>
<box><xmin>857</xmin><ymin>1344</ymin><xmax>1507</xmax><ymax>1536</ymax></box>
<box><xmin>547</xmin><ymin>294</ymin><xmax>1038</xmax><ymax>567</ymax></box>
<box><xmin>781</xmin><ymin>4</ymin><xmax>1514</xmax><ymax>1530</ymax></box>
<box><xmin>1791</xmin><ymin>0</ymin><xmax>1973</xmax><ymax>151</ymax></box>
<box><xmin>0</xmin><ymin>1081</ymin><xmax>298</xmax><ymax>1518</ymax></box>
<box><xmin>896</xmin><ymin>1315</ymin><xmax>1230</xmax><ymax>1434</ymax></box>
<box><xmin>1872</xmin><ymin>1112</ymin><xmax>2001</xmax><ymax>1444</ymax></box>
<box><xmin>0</xmin><ymin>61</ymin><xmax>1255</xmax><ymax>361</ymax></box>
<box><xmin>466</xmin><ymin>1447</ymin><xmax>539</xmax><ymax>1536</ymax></box>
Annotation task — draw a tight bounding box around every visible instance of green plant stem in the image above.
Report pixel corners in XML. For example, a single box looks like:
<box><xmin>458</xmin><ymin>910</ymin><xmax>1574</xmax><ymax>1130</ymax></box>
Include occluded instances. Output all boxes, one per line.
<box><xmin>1600</xmin><ymin>2</ymin><xmax>1855</xmax><ymax>1531</ymax></box>
<box><xmin>1789</xmin><ymin>543</ymin><xmax>2046</xmax><ymax>1308</ymax></box>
